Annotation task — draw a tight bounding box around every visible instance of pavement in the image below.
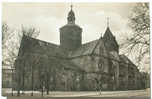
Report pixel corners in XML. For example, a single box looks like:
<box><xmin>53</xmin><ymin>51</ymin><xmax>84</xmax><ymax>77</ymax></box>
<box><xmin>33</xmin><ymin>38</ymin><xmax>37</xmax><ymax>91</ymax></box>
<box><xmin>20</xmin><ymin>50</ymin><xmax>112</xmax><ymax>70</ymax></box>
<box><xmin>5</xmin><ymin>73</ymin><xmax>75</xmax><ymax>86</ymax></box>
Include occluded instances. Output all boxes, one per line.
<box><xmin>2</xmin><ymin>88</ymin><xmax>150</xmax><ymax>99</ymax></box>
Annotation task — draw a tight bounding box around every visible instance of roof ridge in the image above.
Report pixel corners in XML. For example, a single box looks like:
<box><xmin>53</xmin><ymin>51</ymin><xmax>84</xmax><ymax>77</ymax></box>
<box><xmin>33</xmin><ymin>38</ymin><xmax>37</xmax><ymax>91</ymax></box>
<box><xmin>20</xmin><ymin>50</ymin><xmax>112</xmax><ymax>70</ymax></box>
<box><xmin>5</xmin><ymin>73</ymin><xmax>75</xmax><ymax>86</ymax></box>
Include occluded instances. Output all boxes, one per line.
<box><xmin>91</xmin><ymin>38</ymin><xmax>101</xmax><ymax>55</ymax></box>
<box><xmin>23</xmin><ymin>34</ymin><xmax>59</xmax><ymax>47</ymax></box>
<box><xmin>103</xmin><ymin>27</ymin><xmax>114</xmax><ymax>38</ymax></box>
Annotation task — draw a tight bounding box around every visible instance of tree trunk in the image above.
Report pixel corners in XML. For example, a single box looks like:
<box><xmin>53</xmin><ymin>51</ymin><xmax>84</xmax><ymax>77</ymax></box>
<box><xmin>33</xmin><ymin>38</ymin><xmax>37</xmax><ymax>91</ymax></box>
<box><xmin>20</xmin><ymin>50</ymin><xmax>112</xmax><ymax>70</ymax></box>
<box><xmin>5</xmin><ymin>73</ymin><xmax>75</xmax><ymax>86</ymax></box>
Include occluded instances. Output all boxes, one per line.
<box><xmin>31</xmin><ymin>65</ymin><xmax>34</xmax><ymax>96</ymax></box>
<box><xmin>11</xmin><ymin>68</ymin><xmax>13</xmax><ymax>96</ymax></box>
<box><xmin>41</xmin><ymin>83</ymin><xmax>44</xmax><ymax>97</ymax></box>
<box><xmin>46</xmin><ymin>76</ymin><xmax>50</xmax><ymax>95</ymax></box>
<box><xmin>46</xmin><ymin>86</ymin><xmax>49</xmax><ymax>95</ymax></box>
<box><xmin>22</xmin><ymin>67</ymin><xmax>25</xmax><ymax>95</ymax></box>
<box><xmin>17</xmin><ymin>73</ymin><xmax>21</xmax><ymax>96</ymax></box>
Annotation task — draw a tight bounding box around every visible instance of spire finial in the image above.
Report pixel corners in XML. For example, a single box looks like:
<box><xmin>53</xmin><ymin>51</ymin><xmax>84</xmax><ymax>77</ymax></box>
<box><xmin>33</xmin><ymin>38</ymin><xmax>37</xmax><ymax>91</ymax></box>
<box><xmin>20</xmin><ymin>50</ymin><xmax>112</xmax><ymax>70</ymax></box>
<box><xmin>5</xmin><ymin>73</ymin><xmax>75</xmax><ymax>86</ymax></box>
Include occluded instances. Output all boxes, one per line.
<box><xmin>67</xmin><ymin>3</ymin><xmax>75</xmax><ymax>24</ymax></box>
<box><xmin>70</xmin><ymin>3</ymin><xmax>73</xmax><ymax>10</ymax></box>
<box><xmin>107</xmin><ymin>17</ymin><xmax>109</xmax><ymax>27</ymax></box>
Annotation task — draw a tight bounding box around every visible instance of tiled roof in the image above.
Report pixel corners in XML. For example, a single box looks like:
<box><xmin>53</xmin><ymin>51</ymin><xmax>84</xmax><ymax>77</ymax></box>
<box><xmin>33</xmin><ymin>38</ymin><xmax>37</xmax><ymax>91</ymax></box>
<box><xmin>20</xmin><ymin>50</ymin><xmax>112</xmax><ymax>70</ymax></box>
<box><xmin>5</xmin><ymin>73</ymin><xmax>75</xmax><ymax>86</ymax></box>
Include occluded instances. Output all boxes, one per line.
<box><xmin>103</xmin><ymin>27</ymin><xmax>115</xmax><ymax>39</ymax></box>
<box><xmin>68</xmin><ymin>39</ymin><xmax>99</xmax><ymax>57</ymax></box>
<box><xmin>19</xmin><ymin>35</ymin><xmax>67</xmax><ymax>57</ymax></box>
<box><xmin>103</xmin><ymin>27</ymin><xmax>119</xmax><ymax>52</ymax></box>
<box><xmin>18</xmin><ymin>35</ymin><xmax>83</xmax><ymax>71</ymax></box>
<box><xmin>119</xmin><ymin>54</ymin><xmax>137</xmax><ymax>68</ymax></box>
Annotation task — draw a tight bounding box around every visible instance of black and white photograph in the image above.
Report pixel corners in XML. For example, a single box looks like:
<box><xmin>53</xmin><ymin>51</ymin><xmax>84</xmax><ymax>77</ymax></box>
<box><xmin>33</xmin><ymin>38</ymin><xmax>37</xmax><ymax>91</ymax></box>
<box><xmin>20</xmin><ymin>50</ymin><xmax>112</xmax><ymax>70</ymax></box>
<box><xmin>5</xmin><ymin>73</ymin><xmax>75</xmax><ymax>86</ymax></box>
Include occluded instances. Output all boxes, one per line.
<box><xmin>1</xmin><ymin>1</ymin><xmax>151</xmax><ymax>99</ymax></box>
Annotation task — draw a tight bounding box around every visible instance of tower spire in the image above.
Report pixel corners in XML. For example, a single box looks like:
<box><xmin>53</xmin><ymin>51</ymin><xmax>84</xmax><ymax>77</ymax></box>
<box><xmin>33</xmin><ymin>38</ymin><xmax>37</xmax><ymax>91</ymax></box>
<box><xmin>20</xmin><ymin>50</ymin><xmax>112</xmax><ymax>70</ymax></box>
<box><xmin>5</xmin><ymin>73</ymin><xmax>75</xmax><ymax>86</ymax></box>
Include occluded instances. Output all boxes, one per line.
<box><xmin>107</xmin><ymin>17</ymin><xmax>109</xmax><ymax>27</ymax></box>
<box><xmin>70</xmin><ymin>3</ymin><xmax>73</xmax><ymax>10</ymax></box>
<box><xmin>67</xmin><ymin>3</ymin><xmax>75</xmax><ymax>24</ymax></box>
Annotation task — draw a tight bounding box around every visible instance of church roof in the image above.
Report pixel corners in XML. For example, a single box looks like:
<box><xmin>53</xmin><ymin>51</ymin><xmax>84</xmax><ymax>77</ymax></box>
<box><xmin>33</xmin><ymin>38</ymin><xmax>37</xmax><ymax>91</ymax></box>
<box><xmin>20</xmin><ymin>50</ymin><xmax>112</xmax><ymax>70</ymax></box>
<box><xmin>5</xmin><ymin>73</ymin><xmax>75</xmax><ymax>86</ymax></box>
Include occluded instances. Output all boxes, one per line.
<box><xmin>103</xmin><ymin>27</ymin><xmax>119</xmax><ymax>52</ymax></box>
<box><xmin>18</xmin><ymin>35</ymin><xmax>83</xmax><ymax>71</ymax></box>
<box><xmin>119</xmin><ymin>54</ymin><xmax>137</xmax><ymax>68</ymax></box>
<box><xmin>19</xmin><ymin>35</ymin><xmax>67</xmax><ymax>58</ymax></box>
<box><xmin>103</xmin><ymin>27</ymin><xmax>118</xmax><ymax>45</ymax></box>
<box><xmin>119</xmin><ymin>55</ymin><xmax>129</xmax><ymax>63</ymax></box>
<box><xmin>60</xmin><ymin>23</ymin><xmax>82</xmax><ymax>30</ymax></box>
<box><xmin>60</xmin><ymin>4</ymin><xmax>81</xmax><ymax>30</ymax></box>
<box><xmin>103</xmin><ymin>27</ymin><xmax>114</xmax><ymax>39</ymax></box>
<box><xmin>68</xmin><ymin>39</ymin><xmax>100</xmax><ymax>57</ymax></box>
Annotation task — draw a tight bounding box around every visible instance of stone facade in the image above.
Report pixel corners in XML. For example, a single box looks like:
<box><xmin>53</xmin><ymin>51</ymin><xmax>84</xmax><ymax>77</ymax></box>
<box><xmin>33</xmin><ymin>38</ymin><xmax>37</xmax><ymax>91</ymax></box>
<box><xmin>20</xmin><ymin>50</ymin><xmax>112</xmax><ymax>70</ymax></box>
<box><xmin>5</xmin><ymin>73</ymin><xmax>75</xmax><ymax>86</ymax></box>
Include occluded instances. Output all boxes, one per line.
<box><xmin>14</xmin><ymin>6</ymin><xmax>148</xmax><ymax>91</ymax></box>
<box><xmin>60</xmin><ymin>7</ymin><xmax>82</xmax><ymax>50</ymax></box>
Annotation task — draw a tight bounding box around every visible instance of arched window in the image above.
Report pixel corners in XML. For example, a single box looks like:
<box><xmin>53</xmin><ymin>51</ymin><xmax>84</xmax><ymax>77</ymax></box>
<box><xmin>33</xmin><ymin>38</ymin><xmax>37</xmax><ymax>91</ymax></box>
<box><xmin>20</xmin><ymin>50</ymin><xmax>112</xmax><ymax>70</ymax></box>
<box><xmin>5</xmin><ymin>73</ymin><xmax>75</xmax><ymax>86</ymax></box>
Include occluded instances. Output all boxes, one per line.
<box><xmin>98</xmin><ymin>63</ymin><xmax>103</xmax><ymax>70</ymax></box>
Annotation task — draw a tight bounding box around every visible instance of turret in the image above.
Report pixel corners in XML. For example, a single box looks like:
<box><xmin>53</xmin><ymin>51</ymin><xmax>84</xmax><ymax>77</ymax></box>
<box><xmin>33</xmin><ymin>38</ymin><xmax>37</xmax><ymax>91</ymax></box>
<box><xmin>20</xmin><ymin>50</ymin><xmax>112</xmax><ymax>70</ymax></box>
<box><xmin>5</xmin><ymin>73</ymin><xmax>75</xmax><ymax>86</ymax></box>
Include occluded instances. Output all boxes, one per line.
<box><xmin>103</xmin><ymin>18</ymin><xmax>119</xmax><ymax>53</ymax></box>
<box><xmin>60</xmin><ymin>5</ymin><xmax>82</xmax><ymax>50</ymax></box>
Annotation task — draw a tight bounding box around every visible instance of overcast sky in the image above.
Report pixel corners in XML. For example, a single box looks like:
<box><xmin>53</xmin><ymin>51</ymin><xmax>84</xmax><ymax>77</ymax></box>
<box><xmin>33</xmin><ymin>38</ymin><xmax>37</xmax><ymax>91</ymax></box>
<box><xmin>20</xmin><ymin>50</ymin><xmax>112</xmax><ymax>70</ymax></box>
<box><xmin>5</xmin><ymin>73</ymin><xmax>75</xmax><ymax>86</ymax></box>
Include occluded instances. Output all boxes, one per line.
<box><xmin>2</xmin><ymin>3</ymin><xmax>137</xmax><ymax>44</ymax></box>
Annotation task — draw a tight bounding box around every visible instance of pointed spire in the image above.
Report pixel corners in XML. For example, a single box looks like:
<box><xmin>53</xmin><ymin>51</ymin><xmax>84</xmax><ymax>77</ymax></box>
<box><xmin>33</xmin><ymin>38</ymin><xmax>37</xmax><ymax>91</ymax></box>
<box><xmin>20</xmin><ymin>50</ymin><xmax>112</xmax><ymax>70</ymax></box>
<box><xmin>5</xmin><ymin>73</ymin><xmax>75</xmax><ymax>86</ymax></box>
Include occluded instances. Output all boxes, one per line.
<box><xmin>67</xmin><ymin>3</ymin><xmax>75</xmax><ymax>24</ymax></box>
<box><xmin>107</xmin><ymin>17</ymin><xmax>109</xmax><ymax>27</ymax></box>
<box><xmin>70</xmin><ymin>4</ymin><xmax>73</xmax><ymax>10</ymax></box>
<box><xmin>104</xmin><ymin>17</ymin><xmax>114</xmax><ymax>39</ymax></box>
<box><xmin>103</xmin><ymin>18</ymin><xmax>119</xmax><ymax>52</ymax></box>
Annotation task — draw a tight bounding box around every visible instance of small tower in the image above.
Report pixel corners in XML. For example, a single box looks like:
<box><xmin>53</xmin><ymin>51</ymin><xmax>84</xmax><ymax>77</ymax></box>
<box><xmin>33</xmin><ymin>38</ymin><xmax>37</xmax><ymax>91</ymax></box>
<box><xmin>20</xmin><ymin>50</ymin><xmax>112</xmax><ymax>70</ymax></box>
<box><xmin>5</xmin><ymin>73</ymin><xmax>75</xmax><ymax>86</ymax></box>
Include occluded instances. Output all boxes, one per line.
<box><xmin>60</xmin><ymin>4</ymin><xmax>82</xmax><ymax>50</ymax></box>
<box><xmin>103</xmin><ymin>18</ymin><xmax>119</xmax><ymax>53</ymax></box>
<box><xmin>67</xmin><ymin>5</ymin><xmax>75</xmax><ymax>24</ymax></box>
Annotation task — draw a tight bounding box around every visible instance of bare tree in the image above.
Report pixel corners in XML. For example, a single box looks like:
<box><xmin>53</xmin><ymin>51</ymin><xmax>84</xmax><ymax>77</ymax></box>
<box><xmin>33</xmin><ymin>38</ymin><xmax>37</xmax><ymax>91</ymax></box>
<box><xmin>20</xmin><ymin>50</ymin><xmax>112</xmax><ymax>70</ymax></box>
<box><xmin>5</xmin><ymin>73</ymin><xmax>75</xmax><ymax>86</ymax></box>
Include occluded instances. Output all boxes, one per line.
<box><xmin>121</xmin><ymin>3</ymin><xmax>150</xmax><ymax>70</ymax></box>
<box><xmin>2</xmin><ymin>23</ymin><xmax>40</xmax><ymax>69</ymax></box>
<box><xmin>21</xmin><ymin>25</ymin><xmax>40</xmax><ymax>38</ymax></box>
<box><xmin>2</xmin><ymin>23</ymin><xmax>40</xmax><ymax>96</ymax></box>
<box><xmin>2</xmin><ymin>22</ymin><xmax>14</xmax><ymax>48</ymax></box>
<box><xmin>2</xmin><ymin>22</ymin><xmax>17</xmax><ymax>96</ymax></box>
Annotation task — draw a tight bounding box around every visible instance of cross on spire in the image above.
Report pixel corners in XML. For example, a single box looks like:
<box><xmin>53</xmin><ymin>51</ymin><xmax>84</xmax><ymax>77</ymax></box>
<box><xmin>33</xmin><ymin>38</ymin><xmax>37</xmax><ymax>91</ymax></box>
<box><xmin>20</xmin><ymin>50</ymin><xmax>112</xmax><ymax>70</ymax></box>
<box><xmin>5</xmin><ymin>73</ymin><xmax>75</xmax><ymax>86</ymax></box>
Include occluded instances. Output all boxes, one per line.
<box><xmin>70</xmin><ymin>3</ymin><xmax>73</xmax><ymax>10</ymax></box>
<box><xmin>107</xmin><ymin>17</ymin><xmax>109</xmax><ymax>27</ymax></box>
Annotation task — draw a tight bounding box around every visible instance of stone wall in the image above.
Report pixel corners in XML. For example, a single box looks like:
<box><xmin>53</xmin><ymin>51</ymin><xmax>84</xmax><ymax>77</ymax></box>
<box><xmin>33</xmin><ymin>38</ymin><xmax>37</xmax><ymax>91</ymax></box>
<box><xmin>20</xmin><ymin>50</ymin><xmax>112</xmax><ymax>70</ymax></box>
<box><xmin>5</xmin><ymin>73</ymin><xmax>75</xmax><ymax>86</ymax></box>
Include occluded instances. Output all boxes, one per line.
<box><xmin>60</xmin><ymin>25</ymin><xmax>82</xmax><ymax>50</ymax></box>
<box><xmin>119</xmin><ymin>62</ymin><xmax>128</xmax><ymax>90</ymax></box>
<box><xmin>13</xmin><ymin>34</ymin><xmax>148</xmax><ymax>91</ymax></box>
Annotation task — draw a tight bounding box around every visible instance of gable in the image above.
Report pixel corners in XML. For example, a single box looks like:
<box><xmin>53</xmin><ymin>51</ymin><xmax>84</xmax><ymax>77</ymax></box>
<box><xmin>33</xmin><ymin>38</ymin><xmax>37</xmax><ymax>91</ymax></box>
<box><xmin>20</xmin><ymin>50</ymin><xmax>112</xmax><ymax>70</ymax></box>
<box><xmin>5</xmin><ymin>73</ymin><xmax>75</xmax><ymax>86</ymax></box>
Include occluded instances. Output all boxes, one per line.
<box><xmin>18</xmin><ymin>35</ymin><xmax>67</xmax><ymax>58</ymax></box>
<box><xmin>68</xmin><ymin>39</ymin><xmax>99</xmax><ymax>57</ymax></box>
<box><xmin>68</xmin><ymin>37</ymin><xmax>109</xmax><ymax>58</ymax></box>
<box><xmin>103</xmin><ymin>27</ymin><xmax>119</xmax><ymax>52</ymax></box>
<box><xmin>92</xmin><ymin>38</ymin><xmax>108</xmax><ymax>57</ymax></box>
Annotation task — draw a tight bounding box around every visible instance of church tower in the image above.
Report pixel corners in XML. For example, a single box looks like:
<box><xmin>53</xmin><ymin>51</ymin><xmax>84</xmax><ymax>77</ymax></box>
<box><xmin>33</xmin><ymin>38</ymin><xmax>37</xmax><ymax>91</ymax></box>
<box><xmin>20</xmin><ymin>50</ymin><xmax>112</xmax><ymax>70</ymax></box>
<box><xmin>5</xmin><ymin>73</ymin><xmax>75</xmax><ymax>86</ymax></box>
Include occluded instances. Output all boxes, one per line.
<box><xmin>103</xmin><ymin>18</ymin><xmax>119</xmax><ymax>53</ymax></box>
<box><xmin>60</xmin><ymin>5</ymin><xmax>82</xmax><ymax>50</ymax></box>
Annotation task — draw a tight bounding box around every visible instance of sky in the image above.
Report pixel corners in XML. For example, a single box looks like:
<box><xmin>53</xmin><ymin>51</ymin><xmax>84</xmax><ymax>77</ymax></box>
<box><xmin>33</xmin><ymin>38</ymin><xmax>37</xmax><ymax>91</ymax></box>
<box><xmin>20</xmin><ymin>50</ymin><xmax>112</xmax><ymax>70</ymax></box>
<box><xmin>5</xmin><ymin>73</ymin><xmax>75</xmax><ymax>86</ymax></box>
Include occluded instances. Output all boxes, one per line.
<box><xmin>2</xmin><ymin>2</ymin><xmax>150</xmax><ymax>72</ymax></box>
<box><xmin>2</xmin><ymin>3</ymin><xmax>136</xmax><ymax>44</ymax></box>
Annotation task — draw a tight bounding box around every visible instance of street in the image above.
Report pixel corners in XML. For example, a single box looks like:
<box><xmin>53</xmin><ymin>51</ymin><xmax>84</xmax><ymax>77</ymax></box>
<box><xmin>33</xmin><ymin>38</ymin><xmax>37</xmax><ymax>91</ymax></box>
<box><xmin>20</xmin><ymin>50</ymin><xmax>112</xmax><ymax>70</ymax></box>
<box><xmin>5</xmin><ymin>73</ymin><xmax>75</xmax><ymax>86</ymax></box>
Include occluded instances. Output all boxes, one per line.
<box><xmin>2</xmin><ymin>88</ymin><xmax>150</xmax><ymax>99</ymax></box>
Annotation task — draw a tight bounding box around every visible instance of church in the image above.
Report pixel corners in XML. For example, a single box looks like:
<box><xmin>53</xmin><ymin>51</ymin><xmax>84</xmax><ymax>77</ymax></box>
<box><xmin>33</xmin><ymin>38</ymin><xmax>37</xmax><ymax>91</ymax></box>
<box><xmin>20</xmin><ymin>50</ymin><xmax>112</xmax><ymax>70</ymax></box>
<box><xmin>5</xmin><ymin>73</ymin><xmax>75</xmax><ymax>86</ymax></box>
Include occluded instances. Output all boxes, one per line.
<box><xmin>14</xmin><ymin>5</ymin><xmax>146</xmax><ymax>91</ymax></box>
